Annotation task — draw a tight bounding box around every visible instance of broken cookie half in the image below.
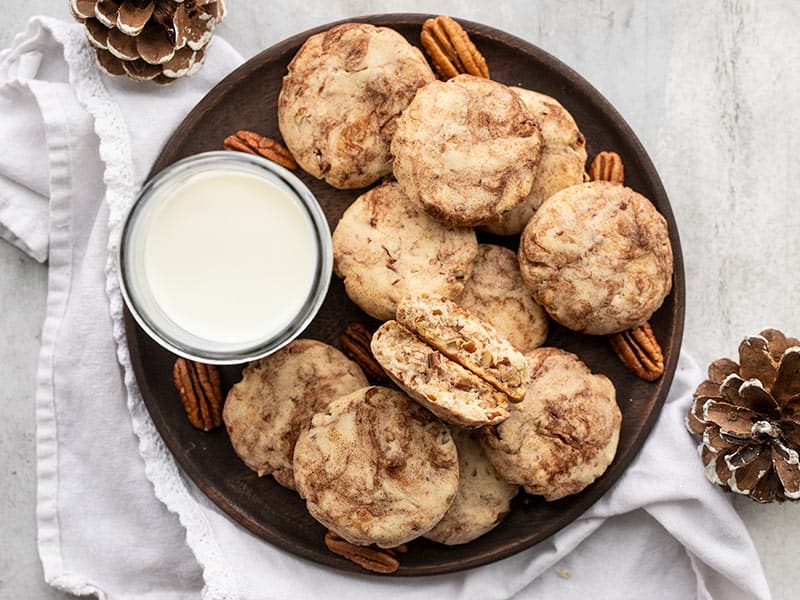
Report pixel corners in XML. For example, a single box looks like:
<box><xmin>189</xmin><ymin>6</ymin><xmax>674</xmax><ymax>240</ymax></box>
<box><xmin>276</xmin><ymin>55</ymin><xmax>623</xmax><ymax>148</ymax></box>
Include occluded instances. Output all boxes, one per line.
<box><xmin>371</xmin><ymin>294</ymin><xmax>529</xmax><ymax>427</ymax></box>
<box><xmin>396</xmin><ymin>293</ymin><xmax>530</xmax><ymax>400</ymax></box>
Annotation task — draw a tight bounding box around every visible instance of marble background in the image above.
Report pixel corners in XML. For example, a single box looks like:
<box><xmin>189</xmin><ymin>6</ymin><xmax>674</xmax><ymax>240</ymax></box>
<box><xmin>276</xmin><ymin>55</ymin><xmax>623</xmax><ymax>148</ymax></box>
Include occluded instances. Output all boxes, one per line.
<box><xmin>1</xmin><ymin>1</ymin><xmax>798</xmax><ymax>598</ymax></box>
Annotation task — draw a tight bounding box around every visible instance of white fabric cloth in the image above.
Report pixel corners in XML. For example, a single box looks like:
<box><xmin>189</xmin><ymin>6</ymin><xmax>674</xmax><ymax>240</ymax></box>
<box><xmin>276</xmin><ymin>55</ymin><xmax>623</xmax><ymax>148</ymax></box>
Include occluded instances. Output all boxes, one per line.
<box><xmin>0</xmin><ymin>17</ymin><xmax>772</xmax><ymax>600</ymax></box>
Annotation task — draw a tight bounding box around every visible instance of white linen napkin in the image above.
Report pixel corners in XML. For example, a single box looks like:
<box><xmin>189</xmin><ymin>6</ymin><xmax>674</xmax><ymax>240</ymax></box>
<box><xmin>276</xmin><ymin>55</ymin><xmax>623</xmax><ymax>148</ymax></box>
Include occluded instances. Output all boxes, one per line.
<box><xmin>0</xmin><ymin>17</ymin><xmax>772</xmax><ymax>600</ymax></box>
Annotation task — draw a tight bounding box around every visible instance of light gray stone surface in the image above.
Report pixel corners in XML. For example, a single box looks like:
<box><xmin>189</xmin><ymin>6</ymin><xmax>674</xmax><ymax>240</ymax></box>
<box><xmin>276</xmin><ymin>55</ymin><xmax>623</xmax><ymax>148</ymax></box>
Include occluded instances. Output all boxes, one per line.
<box><xmin>1</xmin><ymin>1</ymin><xmax>798</xmax><ymax>599</ymax></box>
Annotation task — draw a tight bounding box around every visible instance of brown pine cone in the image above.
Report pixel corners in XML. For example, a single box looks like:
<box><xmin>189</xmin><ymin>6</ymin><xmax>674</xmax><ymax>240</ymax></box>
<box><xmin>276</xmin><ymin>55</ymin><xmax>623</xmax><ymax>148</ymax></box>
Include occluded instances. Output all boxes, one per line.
<box><xmin>69</xmin><ymin>0</ymin><xmax>226</xmax><ymax>84</ymax></box>
<box><xmin>687</xmin><ymin>329</ymin><xmax>800</xmax><ymax>502</ymax></box>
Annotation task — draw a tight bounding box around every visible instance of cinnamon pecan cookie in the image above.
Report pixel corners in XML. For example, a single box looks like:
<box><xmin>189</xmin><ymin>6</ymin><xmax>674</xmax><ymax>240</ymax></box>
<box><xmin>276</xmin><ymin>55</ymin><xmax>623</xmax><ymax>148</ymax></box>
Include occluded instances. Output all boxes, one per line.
<box><xmin>222</xmin><ymin>339</ymin><xmax>368</xmax><ymax>490</ymax></box>
<box><xmin>425</xmin><ymin>428</ymin><xmax>518</xmax><ymax>545</ymax></box>
<box><xmin>396</xmin><ymin>293</ymin><xmax>530</xmax><ymax>401</ymax></box>
<box><xmin>457</xmin><ymin>244</ymin><xmax>548</xmax><ymax>352</ymax></box>
<box><xmin>480</xmin><ymin>348</ymin><xmax>621</xmax><ymax>501</ymax></box>
<box><xmin>391</xmin><ymin>74</ymin><xmax>542</xmax><ymax>226</ymax></box>
<box><xmin>278</xmin><ymin>23</ymin><xmax>435</xmax><ymax>189</ymax></box>
<box><xmin>518</xmin><ymin>182</ymin><xmax>673</xmax><ymax>335</ymax></box>
<box><xmin>293</xmin><ymin>386</ymin><xmax>459</xmax><ymax>548</ymax></box>
<box><xmin>370</xmin><ymin>320</ymin><xmax>509</xmax><ymax>428</ymax></box>
<box><xmin>485</xmin><ymin>88</ymin><xmax>587</xmax><ymax>235</ymax></box>
<box><xmin>332</xmin><ymin>182</ymin><xmax>478</xmax><ymax>321</ymax></box>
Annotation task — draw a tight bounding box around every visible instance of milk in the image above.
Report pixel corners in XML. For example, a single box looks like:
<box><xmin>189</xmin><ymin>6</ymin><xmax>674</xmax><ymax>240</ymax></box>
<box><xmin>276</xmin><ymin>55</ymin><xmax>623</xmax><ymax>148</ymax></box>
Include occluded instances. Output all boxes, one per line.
<box><xmin>141</xmin><ymin>168</ymin><xmax>318</xmax><ymax>345</ymax></box>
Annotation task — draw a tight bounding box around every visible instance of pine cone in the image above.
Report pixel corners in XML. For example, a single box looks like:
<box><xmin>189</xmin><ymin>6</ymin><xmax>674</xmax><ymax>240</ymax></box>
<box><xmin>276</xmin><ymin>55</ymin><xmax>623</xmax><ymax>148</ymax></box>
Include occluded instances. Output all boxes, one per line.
<box><xmin>687</xmin><ymin>329</ymin><xmax>800</xmax><ymax>502</ymax></box>
<box><xmin>69</xmin><ymin>0</ymin><xmax>226</xmax><ymax>84</ymax></box>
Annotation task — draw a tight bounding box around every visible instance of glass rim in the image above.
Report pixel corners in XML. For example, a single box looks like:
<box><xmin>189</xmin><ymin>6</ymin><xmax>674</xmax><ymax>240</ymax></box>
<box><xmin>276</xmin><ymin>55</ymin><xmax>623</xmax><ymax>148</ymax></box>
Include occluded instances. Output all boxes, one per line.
<box><xmin>118</xmin><ymin>151</ymin><xmax>333</xmax><ymax>365</ymax></box>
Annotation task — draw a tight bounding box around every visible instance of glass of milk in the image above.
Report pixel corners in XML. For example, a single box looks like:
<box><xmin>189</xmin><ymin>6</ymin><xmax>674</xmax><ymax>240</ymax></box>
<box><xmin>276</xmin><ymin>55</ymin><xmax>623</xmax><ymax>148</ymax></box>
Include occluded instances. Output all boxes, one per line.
<box><xmin>119</xmin><ymin>151</ymin><xmax>332</xmax><ymax>364</ymax></box>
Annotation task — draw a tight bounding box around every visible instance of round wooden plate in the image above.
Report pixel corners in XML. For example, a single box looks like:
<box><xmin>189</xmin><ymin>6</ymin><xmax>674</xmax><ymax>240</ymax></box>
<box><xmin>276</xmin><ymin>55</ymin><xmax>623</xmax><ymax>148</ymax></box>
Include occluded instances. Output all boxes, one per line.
<box><xmin>126</xmin><ymin>14</ymin><xmax>685</xmax><ymax>575</ymax></box>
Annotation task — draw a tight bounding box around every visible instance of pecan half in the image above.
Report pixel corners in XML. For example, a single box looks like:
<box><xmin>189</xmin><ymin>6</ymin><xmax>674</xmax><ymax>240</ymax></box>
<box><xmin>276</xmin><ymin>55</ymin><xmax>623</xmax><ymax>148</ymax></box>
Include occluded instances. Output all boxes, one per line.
<box><xmin>387</xmin><ymin>543</ymin><xmax>408</xmax><ymax>554</ymax></box>
<box><xmin>609</xmin><ymin>322</ymin><xmax>665</xmax><ymax>381</ymax></box>
<box><xmin>224</xmin><ymin>130</ymin><xmax>297</xmax><ymax>171</ymax></box>
<box><xmin>421</xmin><ymin>16</ymin><xmax>489</xmax><ymax>80</ymax></box>
<box><xmin>324</xmin><ymin>531</ymin><xmax>400</xmax><ymax>574</ymax></box>
<box><xmin>589</xmin><ymin>151</ymin><xmax>625</xmax><ymax>185</ymax></box>
<box><xmin>173</xmin><ymin>358</ymin><xmax>224</xmax><ymax>431</ymax></box>
<box><xmin>340</xmin><ymin>323</ymin><xmax>388</xmax><ymax>383</ymax></box>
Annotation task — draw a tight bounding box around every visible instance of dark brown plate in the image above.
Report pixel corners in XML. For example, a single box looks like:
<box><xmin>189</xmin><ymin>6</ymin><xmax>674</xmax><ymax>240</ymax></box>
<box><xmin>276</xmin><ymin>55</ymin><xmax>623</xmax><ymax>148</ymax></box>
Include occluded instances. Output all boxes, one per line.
<box><xmin>126</xmin><ymin>14</ymin><xmax>685</xmax><ymax>576</ymax></box>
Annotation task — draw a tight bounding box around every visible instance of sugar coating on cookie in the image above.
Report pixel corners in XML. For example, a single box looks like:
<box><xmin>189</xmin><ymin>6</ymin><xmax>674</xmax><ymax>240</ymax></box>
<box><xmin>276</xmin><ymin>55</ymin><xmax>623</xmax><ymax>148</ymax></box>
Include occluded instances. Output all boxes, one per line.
<box><xmin>485</xmin><ymin>88</ymin><xmax>587</xmax><ymax>235</ymax></box>
<box><xmin>223</xmin><ymin>339</ymin><xmax>368</xmax><ymax>490</ymax></box>
<box><xmin>332</xmin><ymin>182</ymin><xmax>478</xmax><ymax>321</ymax></box>
<box><xmin>397</xmin><ymin>293</ymin><xmax>530</xmax><ymax>401</ymax></box>
<box><xmin>457</xmin><ymin>244</ymin><xmax>548</xmax><ymax>353</ymax></box>
<box><xmin>371</xmin><ymin>321</ymin><xmax>509</xmax><ymax>428</ymax></box>
<box><xmin>425</xmin><ymin>428</ymin><xmax>518</xmax><ymax>545</ymax></box>
<box><xmin>293</xmin><ymin>386</ymin><xmax>459</xmax><ymax>548</ymax></box>
<box><xmin>480</xmin><ymin>347</ymin><xmax>621</xmax><ymax>501</ymax></box>
<box><xmin>518</xmin><ymin>181</ymin><xmax>673</xmax><ymax>335</ymax></box>
<box><xmin>278</xmin><ymin>23</ymin><xmax>435</xmax><ymax>189</ymax></box>
<box><xmin>391</xmin><ymin>74</ymin><xmax>543</xmax><ymax>226</ymax></box>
